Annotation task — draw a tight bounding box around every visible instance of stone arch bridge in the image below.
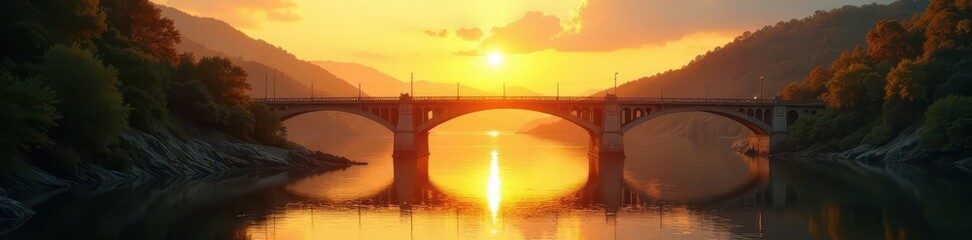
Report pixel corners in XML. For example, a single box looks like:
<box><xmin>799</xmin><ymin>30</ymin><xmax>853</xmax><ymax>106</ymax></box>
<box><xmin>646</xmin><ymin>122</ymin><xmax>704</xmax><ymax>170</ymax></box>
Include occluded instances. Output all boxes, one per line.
<box><xmin>256</xmin><ymin>94</ymin><xmax>825</xmax><ymax>159</ymax></box>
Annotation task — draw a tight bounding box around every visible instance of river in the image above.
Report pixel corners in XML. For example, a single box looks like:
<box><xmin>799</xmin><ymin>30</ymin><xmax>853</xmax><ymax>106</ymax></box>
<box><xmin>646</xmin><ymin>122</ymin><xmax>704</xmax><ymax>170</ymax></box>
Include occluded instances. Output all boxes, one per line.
<box><xmin>3</xmin><ymin>131</ymin><xmax>972</xmax><ymax>239</ymax></box>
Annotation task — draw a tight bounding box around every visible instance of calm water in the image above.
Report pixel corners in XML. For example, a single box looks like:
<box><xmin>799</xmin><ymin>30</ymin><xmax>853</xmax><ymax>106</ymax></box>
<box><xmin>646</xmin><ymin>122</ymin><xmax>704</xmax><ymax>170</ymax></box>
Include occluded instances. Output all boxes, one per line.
<box><xmin>3</xmin><ymin>131</ymin><xmax>972</xmax><ymax>239</ymax></box>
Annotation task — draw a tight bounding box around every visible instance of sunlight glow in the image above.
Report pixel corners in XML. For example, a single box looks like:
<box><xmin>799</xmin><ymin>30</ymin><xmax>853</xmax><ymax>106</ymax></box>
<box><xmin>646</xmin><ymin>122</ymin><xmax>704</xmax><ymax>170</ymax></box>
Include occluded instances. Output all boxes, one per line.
<box><xmin>488</xmin><ymin>130</ymin><xmax>500</xmax><ymax>137</ymax></box>
<box><xmin>487</xmin><ymin>150</ymin><xmax>501</xmax><ymax>219</ymax></box>
<box><xmin>487</xmin><ymin>52</ymin><xmax>504</xmax><ymax>67</ymax></box>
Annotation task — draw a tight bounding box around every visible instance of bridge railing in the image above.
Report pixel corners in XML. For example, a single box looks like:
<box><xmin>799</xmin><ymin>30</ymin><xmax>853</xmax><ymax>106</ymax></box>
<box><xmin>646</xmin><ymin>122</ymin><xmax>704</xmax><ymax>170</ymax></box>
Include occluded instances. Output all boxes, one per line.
<box><xmin>252</xmin><ymin>97</ymin><xmax>826</xmax><ymax>106</ymax></box>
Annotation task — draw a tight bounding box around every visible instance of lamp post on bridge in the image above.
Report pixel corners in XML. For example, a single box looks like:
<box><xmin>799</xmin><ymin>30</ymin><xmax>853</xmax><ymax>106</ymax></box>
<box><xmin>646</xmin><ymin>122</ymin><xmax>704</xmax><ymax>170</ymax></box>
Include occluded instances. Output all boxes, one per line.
<box><xmin>614</xmin><ymin>72</ymin><xmax>619</xmax><ymax>95</ymax></box>
<box><xmin>410</xmin><ymin>72</ymin><xmax>414</xmax><ymax>96</ymax></box>
<box><xmin>358</xmin><ymin>82</ymin><xmax>361</xmax><ymax>100</ymax></box>
<box><xmin>557</xmin><ymin>82</ymin><xmax>560</xmax><ymax>100</ymax></box>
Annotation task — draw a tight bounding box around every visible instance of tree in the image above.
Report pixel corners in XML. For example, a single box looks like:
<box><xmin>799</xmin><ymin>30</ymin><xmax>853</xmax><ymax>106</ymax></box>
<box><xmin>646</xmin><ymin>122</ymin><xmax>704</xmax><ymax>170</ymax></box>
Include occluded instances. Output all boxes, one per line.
<box><xmin>886</xmin><ymin>59</ymin><xmax>931</xmax><ymax>102</ymax></box>
<box><xmin>866</xmin><ymin>20</ymin><xmax>919</xmax><ymax>62</ymax></box>
<box><xmin>32</xmin><ymin>0</ymin><xmax>107</xmax><ymax>46</ymax></box>
<box><xmin>101</xmin><ymin>47</ymin><xmax>171</xmax><ymax>130</ymax></box>
<box><xmin>822</xmin><ymin>63</ymin><xmax>886</xmax><ymax>110</ymax></box>
<box><xmin>0</xmin><ymin>0</ymin><xmax>106</xmax><ymax>62</ymax></box>
<box><xmin>100</xmin><ymin>0</ymin><xmax>180</xmax><ymax>63</ymax></box>
<box><xmin>785</xmin><ymin>66</ymin><xmax>832</xmax><ymax>100</ymax></box>
<box><xmin>193</xmin><ymin>57</ymin><xmax>251</xmax><ymax>106</ymax></box>
<box><xmin>250</xmin><ymin>103</ymin><xmax>287</xmax><ymax>147</ymax></box>
<box><xmin>39</xmin><ymin>45</ymin><xmax>129</xmax><ymax>165</ymax></box>
<box><xmin>0</xmin><ymin>72</ymin><xmax>60</xmax><ymax>166</ymax></box>
<box><xmin>921</xmin><ymin>95</ymin><xmax>972</xmax><ymax>151</ymax></box>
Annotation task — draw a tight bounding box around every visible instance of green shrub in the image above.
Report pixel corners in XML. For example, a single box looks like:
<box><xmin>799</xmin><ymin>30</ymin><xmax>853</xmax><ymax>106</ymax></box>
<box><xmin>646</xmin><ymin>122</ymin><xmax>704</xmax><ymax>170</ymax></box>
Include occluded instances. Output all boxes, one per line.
<box><xmin>921</xmin><ymin>96</ymin><xmax>972</xmax><ymax>152</ymax></box>
<box><xmin>39</xmin><ymin>45</ymin><xmax>130</xmax><ymax>164</ymax></box>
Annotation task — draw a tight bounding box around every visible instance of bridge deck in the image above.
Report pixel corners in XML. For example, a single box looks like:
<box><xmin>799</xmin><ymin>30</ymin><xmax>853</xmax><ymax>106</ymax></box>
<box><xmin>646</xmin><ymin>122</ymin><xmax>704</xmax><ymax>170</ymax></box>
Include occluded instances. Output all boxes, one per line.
<box><xmin>253</xmin><ymin>97</ymin><xmax>826</xmax><ymax>106</ymax></box>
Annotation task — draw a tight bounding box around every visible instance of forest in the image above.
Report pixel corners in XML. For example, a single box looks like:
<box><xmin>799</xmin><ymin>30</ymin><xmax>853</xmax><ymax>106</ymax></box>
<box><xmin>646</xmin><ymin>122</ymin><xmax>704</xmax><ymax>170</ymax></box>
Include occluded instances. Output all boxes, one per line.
<box><xmin>784</xmin><ymin>0</ymin><xmax>972</xmax><ymax>156</ymax></box>
<box><xmin>0</xmin><ymin>0</ymin><xmax>287</xmax><ymax>173</ymax></box>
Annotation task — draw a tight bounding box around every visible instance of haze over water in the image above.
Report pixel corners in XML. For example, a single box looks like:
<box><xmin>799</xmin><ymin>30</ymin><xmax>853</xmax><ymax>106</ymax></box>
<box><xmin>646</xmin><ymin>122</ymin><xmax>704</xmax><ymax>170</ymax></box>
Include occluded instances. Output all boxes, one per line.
<box><xmin>6</xmin><ymin>114</ymin><xmax>971</xmax><ymax>240</ymax></box>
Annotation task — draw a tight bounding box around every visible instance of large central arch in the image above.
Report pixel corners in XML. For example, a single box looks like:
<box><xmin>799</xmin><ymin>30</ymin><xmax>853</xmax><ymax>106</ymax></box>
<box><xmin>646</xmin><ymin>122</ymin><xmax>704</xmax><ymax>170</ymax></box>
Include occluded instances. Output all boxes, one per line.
<box><xmin>413</xmin><ymin>105</ymin><xmax>603</xmax><ymax>134</ymax></box>
<box><xmin>620</xmin><ymin>106</ymin><xmax>773</xmax><ymax>135</ymax></box>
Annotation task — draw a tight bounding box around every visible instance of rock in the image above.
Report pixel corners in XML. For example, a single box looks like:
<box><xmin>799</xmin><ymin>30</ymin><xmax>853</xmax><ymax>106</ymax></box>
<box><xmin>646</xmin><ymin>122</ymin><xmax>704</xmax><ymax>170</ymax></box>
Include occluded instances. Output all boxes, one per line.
<box><xmin>0</xmin><ymin>194</ymin><xmax>34</xmax><ymax>234</ymax></box>
<box><xmin>842</xmin><ymin>126</ymin><xmax>928</xmax><ymax>162</ymax></box>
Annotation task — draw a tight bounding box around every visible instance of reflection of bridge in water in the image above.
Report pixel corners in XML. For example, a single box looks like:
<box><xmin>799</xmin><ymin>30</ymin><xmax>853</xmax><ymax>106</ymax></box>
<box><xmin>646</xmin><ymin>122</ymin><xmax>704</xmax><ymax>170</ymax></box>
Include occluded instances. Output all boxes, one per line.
<box><xmin>334</xmin><ymin>154</ymin><xmax>785</xmax><ymax>214</ymax></box>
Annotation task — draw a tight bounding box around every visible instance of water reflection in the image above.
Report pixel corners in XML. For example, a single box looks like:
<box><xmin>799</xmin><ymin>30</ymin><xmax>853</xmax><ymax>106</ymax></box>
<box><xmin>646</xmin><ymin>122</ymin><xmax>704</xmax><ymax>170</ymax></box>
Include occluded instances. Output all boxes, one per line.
<box><xmin>487</xmin><ymin>150</ymin><xmax>500</xmax><ymax>219</ymax></box>
<box><xmin>5</xmin><ymin>132</ymin><xmax>972</xmax><ymax>239</ymax></box>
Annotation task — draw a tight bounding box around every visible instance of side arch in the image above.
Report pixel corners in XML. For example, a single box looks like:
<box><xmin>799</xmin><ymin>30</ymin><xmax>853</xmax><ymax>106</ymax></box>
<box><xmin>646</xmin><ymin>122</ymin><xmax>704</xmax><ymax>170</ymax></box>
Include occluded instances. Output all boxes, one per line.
<box><xmin>620</xmin><ymin>106</ymin><xmax>772</xmax><ymax>135</ymax></box>
<box><xmin>274</xmin><ymin>106</ymin><xmax>397</xmax><ymax>132</ymax></box>
<box><xmin>414</xmin><ymin>106</ymin><xmax>602</xmax><ymax>134</ymax></box>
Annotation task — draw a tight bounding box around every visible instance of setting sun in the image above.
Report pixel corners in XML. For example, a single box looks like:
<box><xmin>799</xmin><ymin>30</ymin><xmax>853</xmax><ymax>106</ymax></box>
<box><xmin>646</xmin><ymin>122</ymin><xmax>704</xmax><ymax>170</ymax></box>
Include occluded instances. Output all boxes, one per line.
<box><xmin>487</xmin><ymin>52</ymin><xmax>504</xmax><ymax>67</ymax></box>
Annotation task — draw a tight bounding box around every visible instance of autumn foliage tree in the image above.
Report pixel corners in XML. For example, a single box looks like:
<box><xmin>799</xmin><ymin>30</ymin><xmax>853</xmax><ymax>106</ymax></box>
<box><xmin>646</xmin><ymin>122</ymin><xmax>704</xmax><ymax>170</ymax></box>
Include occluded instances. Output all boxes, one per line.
<box><xmin>785</xmin><ymin>0</ymin><xmax>972</xmax><ymax>155</ymax></box>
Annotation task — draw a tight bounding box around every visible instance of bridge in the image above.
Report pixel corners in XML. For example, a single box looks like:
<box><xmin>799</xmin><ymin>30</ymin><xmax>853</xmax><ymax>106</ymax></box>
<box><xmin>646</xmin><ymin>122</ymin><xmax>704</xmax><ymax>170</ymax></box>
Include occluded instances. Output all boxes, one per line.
<box><xmin>256</xmin><ymin>94</ymin><xmax>825</xmax><ymax>159</ymax></box>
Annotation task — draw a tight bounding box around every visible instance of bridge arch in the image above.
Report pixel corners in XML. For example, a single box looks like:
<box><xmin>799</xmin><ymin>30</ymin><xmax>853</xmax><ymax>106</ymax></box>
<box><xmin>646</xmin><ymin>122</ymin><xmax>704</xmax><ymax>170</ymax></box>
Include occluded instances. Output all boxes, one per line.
<box><xmin>275</xmin><ymin>106</ymin><xmax>397</xmax><ymax>132</ymax></box>
<box><xmin>620</xmin><ymin>106</ymin><xmax>772</xmax><ymax>135</ymax></box>
<box><xmin>414</xmin><ymin>106</ymin><xmax>603</xmax><ymax>134</ymax></box>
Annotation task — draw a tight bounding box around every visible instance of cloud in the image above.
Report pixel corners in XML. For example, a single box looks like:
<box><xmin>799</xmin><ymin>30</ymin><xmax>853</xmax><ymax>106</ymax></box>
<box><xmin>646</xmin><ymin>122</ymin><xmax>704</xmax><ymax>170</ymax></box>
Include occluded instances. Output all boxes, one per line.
<box><xmin>424</xmin><ymin>29</ymin><xmax>449</xmax><ymax>38</ymax></box>
<box><xmin>158</xmin><ymin>0</ymin><xmax>302</xmax><ymax>28</ymax></box>
<box><xmin>474</xmin><ymin>0</ymin><xmax>896</xmax><ymax>53</ymax></box>
<box><xmin>481</xmin><ymin>11</ymin><xmax>563</xmax><ymax>53</ymax></box>
<box><xmin>422</xmin><ymin>27</ymin><xmax>484</xmax><ymax>41</ymax></box>
<box><xmin>454</xmin><ymin>27</ymin><xmax>484</xmax><ymax>41</ymax></box>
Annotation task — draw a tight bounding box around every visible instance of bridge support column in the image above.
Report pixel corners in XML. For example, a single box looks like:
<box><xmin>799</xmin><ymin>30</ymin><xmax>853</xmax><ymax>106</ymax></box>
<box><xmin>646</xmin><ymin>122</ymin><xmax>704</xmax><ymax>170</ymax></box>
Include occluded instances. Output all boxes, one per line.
<box><xmin>590</xmin><ymin>94</ymin><xmax>625</xmax><ymax>158</ymax></box>
<box><xmin>769</xmin><ymin>104</ymin><xmax>789</xmax><ymax>154</ymax></box>
<box><xmin>392</xmin><ymin>94</ymin><xmax>430</xmax><ymax>158</ymax></box>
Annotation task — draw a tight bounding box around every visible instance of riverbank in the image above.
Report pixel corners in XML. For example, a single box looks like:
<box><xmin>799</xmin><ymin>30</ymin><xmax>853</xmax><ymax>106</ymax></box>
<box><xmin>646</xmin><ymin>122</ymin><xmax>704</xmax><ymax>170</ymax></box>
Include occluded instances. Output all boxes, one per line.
<box><xmin>0</xmin><ymin>122</ymin><xmax>364</xmax><ymax>225</ymax></box>
<box><xmin>733</xmin><ymin>126</ymin><xmax>972</xmax><ymax>169</ymax></box>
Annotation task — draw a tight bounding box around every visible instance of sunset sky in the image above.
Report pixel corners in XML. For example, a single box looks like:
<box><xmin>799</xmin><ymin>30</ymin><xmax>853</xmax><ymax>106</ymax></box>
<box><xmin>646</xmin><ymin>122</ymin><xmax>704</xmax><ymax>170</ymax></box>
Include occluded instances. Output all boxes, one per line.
<box><xmin>152</xmin><ymin>0</ymin><xmax>894</xmax><ymax>95</ymax></box>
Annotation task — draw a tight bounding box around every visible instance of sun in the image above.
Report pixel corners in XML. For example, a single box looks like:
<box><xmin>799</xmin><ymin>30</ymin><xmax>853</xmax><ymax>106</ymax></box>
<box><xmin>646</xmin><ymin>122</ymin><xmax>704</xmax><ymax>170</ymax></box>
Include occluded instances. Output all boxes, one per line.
<box><xmin>486</xmin><ymin>52</ymin><xmax>504</xmax><ymax>66</ymax></box>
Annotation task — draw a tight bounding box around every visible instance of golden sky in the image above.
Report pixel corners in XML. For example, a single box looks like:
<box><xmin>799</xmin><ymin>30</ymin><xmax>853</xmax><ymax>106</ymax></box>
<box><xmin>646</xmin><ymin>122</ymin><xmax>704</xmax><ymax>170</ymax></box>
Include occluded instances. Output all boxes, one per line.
<box><xmin>153</xmin><ymin>0</ymin><xmax>893</xmax><ymax>95</ymax></box>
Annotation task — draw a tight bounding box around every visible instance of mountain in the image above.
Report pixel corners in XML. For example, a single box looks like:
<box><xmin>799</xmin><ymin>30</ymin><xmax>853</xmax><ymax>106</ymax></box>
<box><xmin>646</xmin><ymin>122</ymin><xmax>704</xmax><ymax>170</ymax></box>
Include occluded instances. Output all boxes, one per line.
<box><xmin>158</xmin><ymin>6</ymin><xmax>359</xmax><ymax>97</ymax></box>
<box><xmin>162</xmin><ymin>6</ymin><xmax>389</xmax><ymax>153</ymax></box>
<box><xmin>614</xmin><ymin>0</ymin><xmax>927</xmax><ymax>98</ymax></box>
<box><xmin>524</xmin><ymin>0</ymin><xmax>928</xmax><ymax>138</ymax></box>
<box><xmin>313</xmin><ymin>61</ymin><xmax>544</xmax><ymax>97</ymax></box>
<box><xmin>177</xmin><ymin>38</ymin><xmax>321</xmax><ymax>98</ymax></box>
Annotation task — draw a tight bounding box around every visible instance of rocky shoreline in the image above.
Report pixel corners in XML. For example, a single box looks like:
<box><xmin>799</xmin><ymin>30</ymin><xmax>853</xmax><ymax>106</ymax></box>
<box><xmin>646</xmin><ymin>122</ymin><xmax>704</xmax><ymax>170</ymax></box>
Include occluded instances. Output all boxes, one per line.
<box><xmin>732</xmin><ymin>126</ymin><xmax>972</xmax><ymax>169</ymax></box>
<box><xmin>0</xmin><ymin>124</ymin><xmax>365</xmax><ymax>226</ymax></box>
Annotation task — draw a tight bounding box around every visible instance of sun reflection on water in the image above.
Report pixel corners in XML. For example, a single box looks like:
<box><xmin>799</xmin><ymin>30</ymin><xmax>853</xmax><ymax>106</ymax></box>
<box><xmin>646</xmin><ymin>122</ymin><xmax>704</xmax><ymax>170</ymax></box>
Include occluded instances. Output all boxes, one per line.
<box><xmin>487</xmin><ymin>150</ymin><xmax>502</xmax><ymax>230</ymax></box>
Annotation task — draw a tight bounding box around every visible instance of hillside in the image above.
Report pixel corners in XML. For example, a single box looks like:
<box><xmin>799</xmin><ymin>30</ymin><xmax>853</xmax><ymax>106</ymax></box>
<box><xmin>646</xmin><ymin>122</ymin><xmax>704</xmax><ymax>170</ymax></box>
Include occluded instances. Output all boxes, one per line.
<box><xmin>313</xmin><ymin>61</ymin><xmax>544</xmax><ymax>96</ymax></box>
<box><xmin>524</xmin><ymin>0</ymin><xmax>928</xmax><ymax>138</ymax></box>
<box><xmin>158</xmin><ymin>6</ymin><xmax>360</xmax><ymax>97</ymax></box>
<box><xmin>177</xmin><ymin>39</ymin><xmax>322</xmax><ymax>98</ymax></box>
<box><xmin>615</xmin><ymin>0</ymin><xmax>927</xmax><ymax>98</ymax></box>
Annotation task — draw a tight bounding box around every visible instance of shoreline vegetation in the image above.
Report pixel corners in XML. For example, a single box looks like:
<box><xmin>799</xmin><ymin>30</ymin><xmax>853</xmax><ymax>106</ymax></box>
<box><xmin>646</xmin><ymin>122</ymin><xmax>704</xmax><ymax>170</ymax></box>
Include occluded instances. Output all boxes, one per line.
<box><xmin>0</xmin><ymin>0</ymin><xmax>364</xmax><ymax>221</ymax></box>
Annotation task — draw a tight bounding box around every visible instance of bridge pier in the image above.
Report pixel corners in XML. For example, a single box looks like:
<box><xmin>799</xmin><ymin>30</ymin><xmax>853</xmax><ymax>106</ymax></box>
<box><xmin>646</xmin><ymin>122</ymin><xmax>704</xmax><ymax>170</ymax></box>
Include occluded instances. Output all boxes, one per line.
<box><xmin>769</xmin><ymin>104</ymin><xmax>790</xmax><ymax>154</ymax></box>
<box><xmin>589</xmin><ymin>94</ymin><xmax>626</xmax><ymax>159</ymax></box>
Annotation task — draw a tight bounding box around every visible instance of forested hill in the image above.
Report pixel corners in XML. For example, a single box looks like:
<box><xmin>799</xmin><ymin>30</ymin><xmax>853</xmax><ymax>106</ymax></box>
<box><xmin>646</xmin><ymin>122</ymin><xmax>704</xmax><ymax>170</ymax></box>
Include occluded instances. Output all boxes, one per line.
<box><xmin>782</xmin><ymin>0</ymin><xmax>972</xmax><ymax>160</ymax></box>
<box><xmin>158</xmin><ymin>6</ymin><xmax>360</xmax><ymax>97</ymax></box>
<box><xmin>613</xmin><ymin>0</ymin><xmax>928</xmax><ymax>98</ymax></box>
